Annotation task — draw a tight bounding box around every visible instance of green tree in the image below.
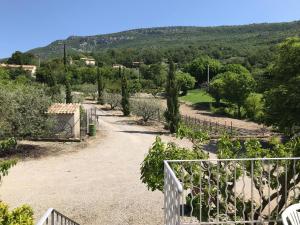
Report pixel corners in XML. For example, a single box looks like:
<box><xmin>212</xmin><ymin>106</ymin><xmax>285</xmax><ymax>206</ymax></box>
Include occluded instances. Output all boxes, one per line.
<box><xmin>7</xmin><ymin>51</ymin><xmax>35</xmax><ymax>65</ymax></box>
<box><xmin>97</xmin><ymin>66</ymin><xmax>105</xmax><ymax>104</ymax></box>
<box><xmin>65</xmin><ymin>79</ymin><xmax>73</xmax><ymax>103</ymax></box>
<box><xmin>121</xmin><ymin>68</ymin><xmax>130</xmax><ymax>116</ymax></box>
<box><xmin>185</xmin><ymin>56</ymin><xmax>222</xmax><ymax>86</ymax></box>
<box><xmin>208</xmin><ymin>77</ymin><xmax>224</xmax><ymax>107</ymax></box>
<box><xmin>0</xmin><ymin>83</ymin><xmax>51</xmax><ymax>139</ymax></box>
<box><xmin>244</xmin><ymin>93</ymin><xmax>264</xmax><ymax>121</ymax></box>
<box><xmin>264</xmin><ymin>37</ymin><xmax>300</xmax><ymax>135</ymax></box>
<box><xmin>220</xmin><ymin>63</ymin><xmax>250</xmax><ymax>74</ymax></box>
<box><xmin>164</xmin><ymin>61</ymin><xmax>180</xmax><ymax>133</ymax></box>
<box><xmin>219</xmin><ymin>71</ymin><xmax>255</xmax><ymax>118</ymax></box>
<box><xmin>63</xmin><ymin>43</ymin><xmax>67</xmax><ymax>67</ymax></box>
<box><xmin>176</xmin><ymin>71</ymin><xmax>196</xmax><ymax>96</ymax></box>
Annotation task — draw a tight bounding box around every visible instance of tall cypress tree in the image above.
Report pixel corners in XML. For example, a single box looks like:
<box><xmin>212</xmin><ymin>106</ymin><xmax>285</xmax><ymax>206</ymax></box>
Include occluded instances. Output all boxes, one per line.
<box><xmin>121</xmin><ymin>67</ymin><xmax>130</xmax><ymax>116</ymax></box>
<box><xmin>164</xmin><ymin>60</ymin><xmax>180</xmax><ymax>133</ymax></box>
<box><xmin>97</xmin><ymin>65</ymin><xmax>105</xmax><ymax>104</ymax></box>
<box><xmin>65</xmin><ymin>79</ymin><xmax>73</xmax><ymax>103</ymax></box>
<box><xmin>63</xmin><ymin>43</ymin><xmax>67</xmax><ymax>67</ymax></box>
<box><xmin>63</xmin><ymin>43</ymin><xmax>72</xmax><ymax>103</ymax></box>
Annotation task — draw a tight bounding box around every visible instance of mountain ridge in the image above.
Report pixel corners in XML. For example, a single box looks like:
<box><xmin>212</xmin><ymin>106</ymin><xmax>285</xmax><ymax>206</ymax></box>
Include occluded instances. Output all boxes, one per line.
<box><xmin>28</xmin><ymin>20</ymin><xmax>300</xmax><ymax>59</ymax></box>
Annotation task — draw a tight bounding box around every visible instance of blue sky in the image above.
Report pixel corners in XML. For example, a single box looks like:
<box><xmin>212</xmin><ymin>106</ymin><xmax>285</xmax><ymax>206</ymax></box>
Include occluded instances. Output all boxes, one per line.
<box><xmin>1</xmin><ymin>0</ymin><xmax>300</xmax><ymax>58</ymax></box>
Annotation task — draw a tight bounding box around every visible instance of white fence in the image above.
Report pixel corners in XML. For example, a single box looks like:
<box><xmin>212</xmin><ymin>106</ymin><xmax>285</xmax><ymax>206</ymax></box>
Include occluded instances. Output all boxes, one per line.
<box><xmin>164</xmin><ymin>158</ymin><xmax>300</xmax><ymax>225</ymax></box>
<box><xmin>36</xmin><ymin>208</ymin><xmax>80</xmax><ymax>225</ymax></box>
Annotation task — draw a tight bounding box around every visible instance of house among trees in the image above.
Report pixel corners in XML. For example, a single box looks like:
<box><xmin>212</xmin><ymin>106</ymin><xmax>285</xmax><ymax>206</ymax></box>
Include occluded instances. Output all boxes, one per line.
<box><xmin>112</xmin><ymin>64</ymin><xmax>125</xmax><ymax>69</ymax></box>
<box><xmin>80</xmin><ymin>57</ymin><xmax>96</xmax><ymax>66</ymax></box>
<box><xmin>47</xmin><ymin>103</ymin><xmax>81</xmax><ymax>140</ymax></box>
<box><xmin>0</xmin><ymin>63</ymin><xmax>37</xmax><ymax>77</ymax></box>
<box><xmin>132</xmin><ymin>61</ymin><xmax>142</xmax><ymax>68</ymax></box>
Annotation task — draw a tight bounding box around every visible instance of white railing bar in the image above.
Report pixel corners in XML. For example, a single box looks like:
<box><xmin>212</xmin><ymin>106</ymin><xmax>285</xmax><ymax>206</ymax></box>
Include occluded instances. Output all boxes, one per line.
<box><xmin>166</xmin><ymin>157</ymin><xmax>300</xmax><ymax>162</ymax></box>
<box><xmin>54</xmin><ymin>210</ymin><xmax>79</xmax><ymax>224</ymax></box>
<box><xmin>164</xmin><ymin>160</ymin><xmax>183</xmax><ymax>193</ymax></box>
<box><xmin>180</xmin><ymin>220</ymin><xmax>281</xmax><ymax>225</ymax></box>
<box><xmin>36</xmin><ymin>208</ymin><xmax>80</xmax><ymax>225</ymax></box>
<box><xmin>36</xmin><ymin>208</ymin><xmax>54</xmax><ymax>225</ymax></box>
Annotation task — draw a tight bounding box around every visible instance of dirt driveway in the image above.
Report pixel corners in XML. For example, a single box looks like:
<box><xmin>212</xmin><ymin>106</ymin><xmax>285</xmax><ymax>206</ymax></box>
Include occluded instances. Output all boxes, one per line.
<box><xmin>0</xmin><ymin>109</ymin><xmax>168</xmax><ymax>225</ymax></box>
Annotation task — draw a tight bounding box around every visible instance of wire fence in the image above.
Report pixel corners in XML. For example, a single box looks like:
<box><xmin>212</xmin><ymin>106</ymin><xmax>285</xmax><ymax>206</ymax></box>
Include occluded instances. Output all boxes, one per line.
<box><xmin>181</xmin><ymin>115</ymin><xmax>270</xmax><ymax>138</ymax></box>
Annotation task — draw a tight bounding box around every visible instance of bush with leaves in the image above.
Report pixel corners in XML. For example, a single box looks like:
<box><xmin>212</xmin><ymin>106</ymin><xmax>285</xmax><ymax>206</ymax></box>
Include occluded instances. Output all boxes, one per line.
<box><xmin>0</xmin><ymin>202</ymin><xmax>34</xmax><ymax>225</ymax></box>
<box><xmin>141</xmin><ymin>121</ymin><xmax>300</xmax><ymax>223</ymax></box>
<box><xmin>131</xmin><ymin>99</ymin><xmax>162</xmax><ymax>123</ymax></box>
<box><xmin>104</xmin><ymin>92</ymin><xmax>122</xmax><ymax>110</ymax></box>
<box><xmin>208</xmin><ymin>77</ymin><xmax>224</xmax><ymax>107</ymax></box>
<box><xmin>244</xmin><ymin>93</ymin><xmax>264</xmax><ymax>121</ymax></box>
<box><xmin>0</xmin><ymin>83</ymin><xmax>52</xmax><ymax>139</ymax></box>
<box><xmin>176</xmin><ymin>71</ymin><xmax>196</xmax><ymax>96</ymax></box>
<box><xmin>0</xmin><ymin>138</ymin><xmax>17</xmax><ymax>154</ymax></box>
<box><xmin>140</xmin><ymin>136</ymin><xmax>208</xmax><ymax>192</ymax></box>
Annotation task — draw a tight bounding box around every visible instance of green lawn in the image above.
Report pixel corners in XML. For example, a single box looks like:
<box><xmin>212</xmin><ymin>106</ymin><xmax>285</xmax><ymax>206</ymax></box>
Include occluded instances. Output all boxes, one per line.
<box><xmin>180</xmin><ymin>89</ymin><xmax>215</xmax><ymax>104</ymax></box>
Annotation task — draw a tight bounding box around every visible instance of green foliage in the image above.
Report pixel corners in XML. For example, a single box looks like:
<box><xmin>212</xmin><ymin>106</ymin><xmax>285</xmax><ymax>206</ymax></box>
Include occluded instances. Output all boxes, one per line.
<box><xmin>0</xmin><ymin>68</ymin><xmax>9</xmax><ymax>80</ymax></box>
<box><xmin>7</xmin><ymin>51</ymin><xmax>36</xmax><ymax>65</ymax></box>
<box><xmin>176</xmin><ymin>123</ymin><xmax>210</xmax><ymax>144</ymax></box>
<box><xmin>244</xmin><ymin>93</ymin><xmax>264</xmax><ymax>121</ymax></box>
<box><xmin>97</xmin><ymin>67</ymin><xmax>105</xmax><ymax>104</ymax></box>
<box><xmin>208</xmin><ymin>78</ymin><xmax>224</xmax><ymax>106</ymax></box>
<box><xmin>220</xmin><ymin>63</ymin><xmax>250</xmax><ymax>75</ymax></box>
<box><xmin>179</xmin><ymin>89</ymin><xmax>214</xmax><ymax>104</ymax></box>
<box><xmin>131</xmin><ymin>99</ymin><xmax>162</xmax><ymax>122</ymax></box>
<box><xmin>0</xmin><ymin>202</ymin><xmax>33</xmax><ymax>225</ymax></box>
<box><xmin>104</xmin><ymin>92</ymin><xmax>121</xmax><ymax>110</ymax></box>
<box><xmin>140</xmin><ymin>63</ymin><xmax>167</xmax><ymax>87</ymax></box>
<box><xmin>0</xmin><ymin>160</ymin><xmax>17</xmax><ymax>182</ymax></box>
<box><xmin>185</xmin><ymin>56</ymin><xmax>222</xmax><ymax>85</ymax></box>
<box><xmin>140</xmin><ymin>136</ymin><xmax>208</xmax><ymax>192</ymax></box>
<box><xmin>176</xmin><ymin>71</ymin><xmax>196</xmax><ymax>96</ymax></box>
<box><xmin>216</xmin><ymin>71</ymin><xmax>255</xmax><ymax>118</ymax></box>
<box><xmin>121</xmin><ymin>68</ymin><xmax>130</xmax><ymax>116</ymax></box>
<box><xmin>29</xmin><ymin>21</ymin><xmax>300</xmax><ymax>66</ymax></box>
<box><xmin>164</xmin><ymin>61</ymin><xmax>181</xmax><ymax>133</ymax></box>
<box><xmin>0</xmin><ymin>83</ymin><xmax>52</xmax><ymax>139</ymax></box>
<box><xmin>0</xmin><ymin>138</ymin><xmax>17</xmax><ymax>154</ymax></box>
<box><xmin>264</xmin><ymin>37</ymin><xmax>300</xmax><ymax>135</ymax></box>
<box><xmin>65</xmin><ymin>79</ymin><xmax>73</xmax><ymax>103</ymax></box>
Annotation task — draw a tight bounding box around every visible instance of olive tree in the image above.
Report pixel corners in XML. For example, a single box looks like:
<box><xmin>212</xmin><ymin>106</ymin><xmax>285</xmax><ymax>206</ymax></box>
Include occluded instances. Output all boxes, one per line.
<box><xmin>104</xmin><ymin>92</ymin><xmax>122</xmax><ymax>110</ymax></box>
<box><xmin>131</xmin><ymin>99</ymin><xmax>162</xmax><ymax>123</ymax></box>
<box><xmin>0</xmin><ymin>83</ymin><xmax>52</xmax><ymax>139</ymax></box>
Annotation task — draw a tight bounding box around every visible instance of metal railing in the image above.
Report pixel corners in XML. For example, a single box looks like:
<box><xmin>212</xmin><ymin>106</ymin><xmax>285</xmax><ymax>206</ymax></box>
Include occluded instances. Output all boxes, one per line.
<box><xmin>164</xmin><ymin>158</ymin><xmax>300</xmax><ymax>225</ymax></box>
<box><xmin>36</xmin><ymin>208</ymin><xmax>80</xmax><ymax>225</ymax></box>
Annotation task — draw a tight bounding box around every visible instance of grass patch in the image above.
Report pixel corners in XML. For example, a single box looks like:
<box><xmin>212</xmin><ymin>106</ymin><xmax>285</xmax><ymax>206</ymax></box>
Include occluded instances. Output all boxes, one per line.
<box><xmin>180</xmin><ymin>89</ymin><xmax>214</xmax><ymax>104</ymax></box>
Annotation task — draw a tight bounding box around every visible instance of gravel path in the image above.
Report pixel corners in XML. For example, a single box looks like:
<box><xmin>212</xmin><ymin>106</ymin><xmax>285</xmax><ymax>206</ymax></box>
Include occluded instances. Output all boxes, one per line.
<box><xmin>0</xmin><ymin>109</ymin><xmax>166</xmax><ymax>225</ymax></box>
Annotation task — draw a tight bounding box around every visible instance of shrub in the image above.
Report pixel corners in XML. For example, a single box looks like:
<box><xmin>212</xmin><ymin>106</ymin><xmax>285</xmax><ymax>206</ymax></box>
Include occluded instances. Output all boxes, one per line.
<box><xmin>131</xmin><ymin>99</ymin><xmax>162</xmax><ymax>122</ymax></box>
<box><xmin>140</xmin><ymin>136</ymin><xmax>208</xmax><ymax>191</ymax></box>
<box><xmin>0</xmin><ymin>138</ymin><xmax>17</xmax><ymax>153</ymax></box>
<box><xmin>176</xmin><ymin>71</ymin><xmax>196</xmax><ymax>96</ymax></box>
<box><xmin>0</xmin><ymin>202</ymin><xmax>34</xmax><ymax>225</ymax></box>
<box><xmin>0</xmin><ymin>83</ymin><xmax>52</xmax><ymax>139</ymax></box>
<box><xmin>244</xmin><ymin>93</ymin><xmax>264</xmax><ymax>121</ymax></box>
<box><xmin>104</xmin><ymin>92</ymin><xmax>122</xmax><ymax>110</ymax></box>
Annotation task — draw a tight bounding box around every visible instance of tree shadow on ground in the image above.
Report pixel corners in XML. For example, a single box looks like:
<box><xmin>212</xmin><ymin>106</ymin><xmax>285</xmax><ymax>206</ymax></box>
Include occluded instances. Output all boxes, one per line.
<box><xmin>0</xmin><ymin>144</ymin><xmax>53</xmax><ymax>159</ymax></box>
<box><xmin>118</xmin><ymin>130</ymin><xmax>168</xmax><ymax>135</ymax></box>
<box><xmin>191</xmin><ymin>102</ymin><xmax>227</xmax><ymax>111</ymax></box>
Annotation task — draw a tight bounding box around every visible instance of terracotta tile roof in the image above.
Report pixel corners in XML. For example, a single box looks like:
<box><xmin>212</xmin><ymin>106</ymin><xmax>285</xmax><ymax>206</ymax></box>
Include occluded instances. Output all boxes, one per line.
<box><xmin>47</xmin><ymin>103</ymin><xmax>80</xmax><ymax>114</ymax></box>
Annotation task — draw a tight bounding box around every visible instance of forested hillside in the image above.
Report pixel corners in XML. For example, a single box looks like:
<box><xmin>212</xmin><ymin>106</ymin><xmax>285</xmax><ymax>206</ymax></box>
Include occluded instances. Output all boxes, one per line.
<box><xmin>29</xmin><ymin>20</ymin><xmax>300</xmax><ymax>62</ymax></box>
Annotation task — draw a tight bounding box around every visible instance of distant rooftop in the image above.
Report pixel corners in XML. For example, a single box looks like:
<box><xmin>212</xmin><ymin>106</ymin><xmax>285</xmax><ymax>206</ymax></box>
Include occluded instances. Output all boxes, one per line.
<box><xmin>47</xmin><ymin>103</ymin><xmax>80</xmax><ymax>114</ymax></box>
